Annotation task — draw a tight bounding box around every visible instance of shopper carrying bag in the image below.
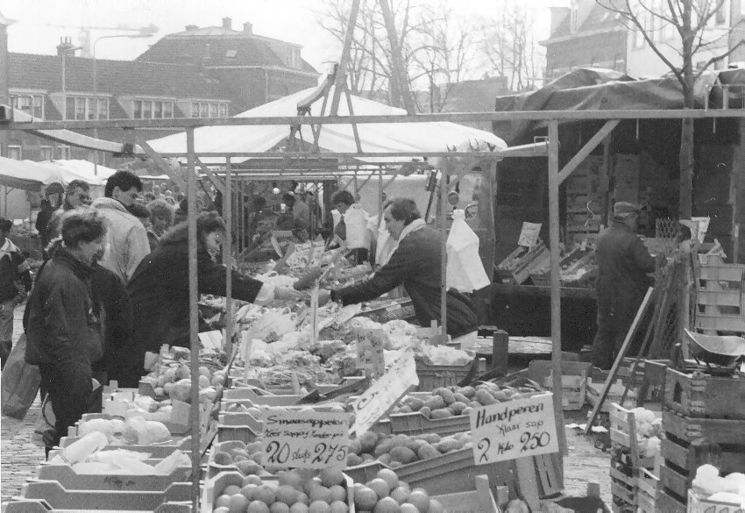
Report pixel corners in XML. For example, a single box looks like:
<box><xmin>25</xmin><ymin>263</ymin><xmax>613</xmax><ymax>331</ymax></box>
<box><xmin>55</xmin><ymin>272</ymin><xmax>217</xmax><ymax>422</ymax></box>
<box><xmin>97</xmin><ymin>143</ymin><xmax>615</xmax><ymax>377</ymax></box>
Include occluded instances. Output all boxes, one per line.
<box><xmin>1</xmin><ymin>333</ymin><xmax>41</xmax><ymax>419</ymax></box>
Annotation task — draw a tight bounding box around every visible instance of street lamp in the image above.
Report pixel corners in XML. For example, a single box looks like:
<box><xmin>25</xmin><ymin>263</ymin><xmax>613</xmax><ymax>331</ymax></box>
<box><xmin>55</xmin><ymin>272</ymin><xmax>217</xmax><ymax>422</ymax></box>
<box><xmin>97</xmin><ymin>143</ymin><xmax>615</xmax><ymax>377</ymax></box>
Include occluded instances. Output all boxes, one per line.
<box><xmin>91</xmin><ymin>27</ymin><xmax>158</xmax><ymax>163</ymax></box>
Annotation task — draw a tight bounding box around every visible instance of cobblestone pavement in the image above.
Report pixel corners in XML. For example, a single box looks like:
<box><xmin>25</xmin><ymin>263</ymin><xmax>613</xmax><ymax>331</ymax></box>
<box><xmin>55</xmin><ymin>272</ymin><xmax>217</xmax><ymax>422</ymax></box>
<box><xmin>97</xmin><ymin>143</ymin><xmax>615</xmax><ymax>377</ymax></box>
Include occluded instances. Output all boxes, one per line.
<box><xmin>1</xmin><ymin>303</ymin><xmax>613</xmax><ymax>507</ymax></box>
<box><xmin>1</xmin><ymin>303</ymin><xmax>46</xmax><ymax>504</ymax></box>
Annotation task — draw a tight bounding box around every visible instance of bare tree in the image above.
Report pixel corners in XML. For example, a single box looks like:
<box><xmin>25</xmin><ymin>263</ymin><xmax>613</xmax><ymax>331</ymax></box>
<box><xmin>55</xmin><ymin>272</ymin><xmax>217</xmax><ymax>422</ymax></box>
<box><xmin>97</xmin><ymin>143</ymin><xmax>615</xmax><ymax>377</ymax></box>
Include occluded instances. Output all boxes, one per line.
<box><xmin>596</xmin><ymin>0</ymin><xmax>744</xmax><ymax>217</ymax></box>
<box><xmin>479</xmin><ymin>1</ymin><xmax>543</xmax><ymax>92</ymax></box>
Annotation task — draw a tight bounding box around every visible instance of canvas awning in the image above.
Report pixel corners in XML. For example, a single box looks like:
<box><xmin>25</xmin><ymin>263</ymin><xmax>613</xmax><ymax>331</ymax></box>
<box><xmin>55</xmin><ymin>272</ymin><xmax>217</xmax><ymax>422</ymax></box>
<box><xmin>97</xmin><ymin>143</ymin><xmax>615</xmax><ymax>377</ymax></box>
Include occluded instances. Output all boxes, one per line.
<box><xmin>146</xmin><ymin>86</ymin><xmax>507</xmax><ymax>165</ymax></box>
<box><xmin>0</xmin><ymin>156</ymin><xmax>106</xmax><ymax>191</ymax></box>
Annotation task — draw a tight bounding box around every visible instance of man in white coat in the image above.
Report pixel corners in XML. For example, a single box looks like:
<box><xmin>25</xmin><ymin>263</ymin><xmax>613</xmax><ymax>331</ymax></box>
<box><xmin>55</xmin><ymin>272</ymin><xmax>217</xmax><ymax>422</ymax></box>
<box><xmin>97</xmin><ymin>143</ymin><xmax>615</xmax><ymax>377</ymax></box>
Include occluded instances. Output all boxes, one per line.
<box><xmin>91</xmin><ymin>171</ymin><xmax>150</xmax><ymax>284</ymax></box>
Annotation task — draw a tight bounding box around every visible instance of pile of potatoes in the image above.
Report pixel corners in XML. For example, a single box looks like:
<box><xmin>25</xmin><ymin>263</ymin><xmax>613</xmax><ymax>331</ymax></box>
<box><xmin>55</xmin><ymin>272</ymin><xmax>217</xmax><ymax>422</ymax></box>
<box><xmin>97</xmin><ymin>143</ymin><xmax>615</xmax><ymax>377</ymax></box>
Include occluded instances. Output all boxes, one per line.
<box><xmin>389</xmin><ymin>382</ymin><xmax>527</xmax><ymax>420</ymax></box>
<box><xmin>346</xmin><ymin>431</ymin><xmax>472</xmax><ymax>468</ymax></box>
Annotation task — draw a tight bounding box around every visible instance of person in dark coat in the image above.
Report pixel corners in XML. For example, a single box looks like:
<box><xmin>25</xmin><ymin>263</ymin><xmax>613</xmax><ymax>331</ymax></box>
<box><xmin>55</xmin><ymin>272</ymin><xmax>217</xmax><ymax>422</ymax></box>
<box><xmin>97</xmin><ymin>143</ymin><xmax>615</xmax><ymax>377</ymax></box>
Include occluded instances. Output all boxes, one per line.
<box><xmin>328</xmin><ymin>198</ymin><xmax>478</xmax><ymax>337</ymax></box>
<box><xmin>125</xmin><ymin>211</ymin><xmax>301</xmax><ymax>387</ymax></box>
<box><xmin>0</xmin><ymin>218</ymin><xmax>32</xmax><ymax>368</ymax></box>
<box><xmin>24</xmin><ymin>209</ymin><xmax>106</xmax><ymax>453</ymax></box>
<box><xmin>592</xmin><ymin>202</ymin><xmax>658</xmax><ymax>369</ymax></box>
<box><xmin>36</xmin><ymin>199</ymin><xmax>55</xmax><ymax>249</ymax></box>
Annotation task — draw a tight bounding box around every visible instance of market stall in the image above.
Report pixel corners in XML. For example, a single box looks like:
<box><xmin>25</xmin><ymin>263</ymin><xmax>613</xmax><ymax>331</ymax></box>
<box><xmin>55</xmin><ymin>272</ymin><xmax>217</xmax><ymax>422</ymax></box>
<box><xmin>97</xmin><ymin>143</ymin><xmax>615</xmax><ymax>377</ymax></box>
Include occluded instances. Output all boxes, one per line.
<box><xmin>4</xmin><ymin>96</ymin><xmax>745</xmax><ymax>512</ymax></box>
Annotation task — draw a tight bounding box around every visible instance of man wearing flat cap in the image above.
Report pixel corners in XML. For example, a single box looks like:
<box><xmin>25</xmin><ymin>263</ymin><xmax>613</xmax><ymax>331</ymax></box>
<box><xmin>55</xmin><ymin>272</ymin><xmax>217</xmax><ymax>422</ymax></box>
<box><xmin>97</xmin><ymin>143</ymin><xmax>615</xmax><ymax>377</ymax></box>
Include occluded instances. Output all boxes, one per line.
<box><xmin>592</xmin><ymin>201</ymin><xmax>658</xmax><ymax>369</ymax></box>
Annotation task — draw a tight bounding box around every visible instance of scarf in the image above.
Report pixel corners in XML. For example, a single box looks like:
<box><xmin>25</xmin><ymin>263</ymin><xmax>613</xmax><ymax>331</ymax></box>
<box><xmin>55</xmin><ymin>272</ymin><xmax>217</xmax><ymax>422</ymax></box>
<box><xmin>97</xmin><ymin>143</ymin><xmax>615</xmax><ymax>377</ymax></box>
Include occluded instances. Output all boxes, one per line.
<box><xmin>377</xmin><ymin>218</ymin><xmax>427</xmax><ymax>267</ymax></box>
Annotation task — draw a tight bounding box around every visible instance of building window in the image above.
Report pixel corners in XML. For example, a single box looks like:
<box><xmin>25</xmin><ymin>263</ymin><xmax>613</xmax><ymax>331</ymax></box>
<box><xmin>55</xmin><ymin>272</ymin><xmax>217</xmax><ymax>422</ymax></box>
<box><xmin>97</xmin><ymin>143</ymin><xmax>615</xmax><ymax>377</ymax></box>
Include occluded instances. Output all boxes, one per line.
<box><xmin>142</xmin><ymin>101</ymin><xmax>152</xmax><ymax>119</ymax></box>
<box><xmin>133</xmin><ymin>99</ymin><xmax>175</xmax><ymax>119</ymax></box>
<box><xmin>40</xmin><ymin>146</ymin><xmax>54</xmax><ymax>160</ymax></box>
<box><xmin>8</xmin><ymin>145</ymin><xmax>22</xmax><ymax>160</ymax></box>
<box><xmin>163</xmin><ymin>102</ymin><xmax>174</xmax><ymax>118</ymax></box>
<box><xmin>56</xmin><ymin>145</ymin><xmax>71</xmax><ymax>160</ymax></box>
<box><xmin>191</xmin><ymin>101</ymin><xmax>230</xmax><ymax>118</ymax></box>
<box><xmin>65</xmin><ymin>96</ymin><xmax>109</xmax><ymax>121</ymax></box>
<box><xmin>10</xmin><ymin>94</ymin><xmax>44</xmax><ymax>118</ymax></box>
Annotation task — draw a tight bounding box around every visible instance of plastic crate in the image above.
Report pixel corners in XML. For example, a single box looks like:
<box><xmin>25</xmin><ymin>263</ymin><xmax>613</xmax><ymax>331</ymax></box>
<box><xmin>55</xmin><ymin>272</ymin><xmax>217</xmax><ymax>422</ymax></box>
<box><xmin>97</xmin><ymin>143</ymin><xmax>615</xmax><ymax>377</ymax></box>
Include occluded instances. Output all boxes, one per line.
<box><xmin>56</xmin><ymin>436</ymin><xmax>191</xmax><ymax>459</ymax></box>
<box><xmin>3</xmin><ymin>499</ymin><xmax>191</xmax><ymax>513</ymax></box>
<box><xmin>388</xmin><ymin>411</ymin><xmax>470</xmax><ymax>437</ymax></box>
<box><xmin>206</xmin><ymin>440</ymin><xmax>270</xmax><ymax>479</ymax></box>
<box><xmin>415</xmin><ymin>357</ymin><xmax>480</xmax><ymax>391</ymax></box>
<box><xmin>33</xmin><ymin>464</ymin><xmax>192</xmax><ymax>491</ymax></box>
<box><xmin>19</xmin><ymin>480</ymin><xmax>191</xmax><ymax>510</ymax></box>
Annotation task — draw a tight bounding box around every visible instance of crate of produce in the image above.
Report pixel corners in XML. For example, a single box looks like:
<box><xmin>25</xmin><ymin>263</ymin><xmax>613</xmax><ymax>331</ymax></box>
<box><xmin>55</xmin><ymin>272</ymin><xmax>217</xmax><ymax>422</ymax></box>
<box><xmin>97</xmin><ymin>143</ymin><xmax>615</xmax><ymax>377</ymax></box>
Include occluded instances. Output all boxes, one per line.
<box><xmin>415</xmin><ymin>357</ymin><xmax>481</xmax><ymax>392</ymax></box>
<box><xmin>495</xmin><ymin>241</ymin><xmax>550</xmax><ymax>285</ymax></box>
<box><xmin>33</xmin><ymin>463</ymin><xmax>192</xmax><ymax>491</ymax></box>
<box><xmin>687</xmin><ymin>489</ymin><xmax>745</xmax><ymax>513</ymax></box>
<box><xmin>660</xmin><ymin>410</ymin><xmax>745</xmax><ymax>503</ymax></box>
<box><xmin>664</xmin><ymin>367</ymin><xmax>745</xmax><ymax>420</ymax></box>
<box><xmin>216</xmin><ymin>413</ymin><xmax>263</xmax><ymax>444</ymax></box>
<box><xmin>18</xmin><ymin>480</ymin><xmax>191</xmax><ymax>510</ymax></box>
<box><xmin>528</xmin><ymin>360</ymin><xmax>591</xmax><ymax>410</ymax></box>
<box><xmin>56</xmin><ymin>436</ymin><xmax>191</xmax><ymax>459</ymax></box>
<box><xmin>608</xmin><ymin>403</ymin><xmax>658</xmax><ymax>470</ymax></box>
<box><xmin>357</xmin><ymin>298</ymin><xmax>416</xmax><ymax>322</ymax></box>
<box><xmin>222</xmin><ymin>387</ymin><xmax>303</xmax><ymax>406</ymax></box>
<box><xmin>206</xmin><ymin>440</ymin><xmax>271</xmax><ymax>479</ymax></box>
<box><xmin>432</xmin><ymin>474</ymin><xmax>499</xmax><ymax>513</ymax></box>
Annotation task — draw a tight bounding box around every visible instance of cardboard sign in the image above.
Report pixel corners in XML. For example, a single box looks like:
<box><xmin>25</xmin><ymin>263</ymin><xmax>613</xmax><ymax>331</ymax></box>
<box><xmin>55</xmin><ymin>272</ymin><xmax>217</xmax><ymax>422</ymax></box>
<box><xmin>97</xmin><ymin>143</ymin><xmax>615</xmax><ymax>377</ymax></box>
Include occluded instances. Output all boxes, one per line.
<box><xmin>355</xmin><ymin>328</ymin><xmax>386</xmax><ymax>379</ymax></box>
<box><xmin>261</xmin><ymin>410</ymin><xmax>351</xmax><ymax>470</ymax></box>
<box><xmin>469</xmin><ymin>393</ymin><xmax>559</xmax><ymax>464</ymax></box>
<box><xmin>351</xmin><ymin>351</ymin><xmax>419</xmax><ymax>436</ymax></box>
<box><xmin>518</xmin><ymin>222</ymin><xmax>542</xmax><ymax>248</ymax></box>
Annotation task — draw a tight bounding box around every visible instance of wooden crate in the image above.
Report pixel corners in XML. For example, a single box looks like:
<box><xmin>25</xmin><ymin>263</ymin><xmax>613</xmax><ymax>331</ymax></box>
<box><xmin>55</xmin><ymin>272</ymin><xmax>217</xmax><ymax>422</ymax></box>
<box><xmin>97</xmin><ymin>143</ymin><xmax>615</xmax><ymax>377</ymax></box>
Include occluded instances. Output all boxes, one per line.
<box><xmin>635</xmin><ymin>468</ymin><xmax>658</xmax><ymax>513</ymax></box>
<box><xmin>687</xmin><ymin>489</ymin><xmax>745</xmax><ymax>513</ymax></box>
<box><xmin>695</xmin><ymin>264</ymin><xmax>745</xmax><ymax>334</ymax></box>
<box><xmin>655</xmin><ymin>487</ymin><xmax>687</xmax><ymax>513</ymax></box>
<box><xmin>609</xmin><ymin>403</ymin><xmax>657</xmax><ymax>470</ymax></box>
<box><xmin>610</xmin><ymin>467</ymin><xmax>636</xmax><ymax>508</ymax></box>
<box><xmin>664</xmin><ymin>367</ymin><xmax>745</xmax><ymax>419</ymax></box>
<box><xmin>528</xmin><ymin>360</ymin><xmax>591</xmax><ymax>411</ymax></box>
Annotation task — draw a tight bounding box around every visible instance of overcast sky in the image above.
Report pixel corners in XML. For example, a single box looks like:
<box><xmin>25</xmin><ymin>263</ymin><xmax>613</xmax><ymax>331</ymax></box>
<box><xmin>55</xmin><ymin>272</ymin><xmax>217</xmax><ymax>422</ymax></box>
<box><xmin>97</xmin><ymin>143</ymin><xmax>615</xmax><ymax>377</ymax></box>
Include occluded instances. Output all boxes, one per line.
<box><xmin>2</xmin><ymin>0</ymin><xmax>563</xmax><ymax>71</ymax></box>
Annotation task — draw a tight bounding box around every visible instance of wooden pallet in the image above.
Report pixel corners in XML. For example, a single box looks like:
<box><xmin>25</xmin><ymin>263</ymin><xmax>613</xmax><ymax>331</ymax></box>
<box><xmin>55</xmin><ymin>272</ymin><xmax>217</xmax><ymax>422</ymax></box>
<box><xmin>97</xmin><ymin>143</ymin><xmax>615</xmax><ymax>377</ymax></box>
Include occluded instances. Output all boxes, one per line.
<box><xmin>636</xmin><ymin>468</ymin><xmax>658</xmax><ymax>513</ymax></box>
<box><xmin>665</xmin><ymin>367</ymin><xmax>745</xmax><ymax>419</ymax></box>
<box><xmin>656</xmin><ymin>487</ymin><xmax>687</xmax><ymax>513</ymax></box>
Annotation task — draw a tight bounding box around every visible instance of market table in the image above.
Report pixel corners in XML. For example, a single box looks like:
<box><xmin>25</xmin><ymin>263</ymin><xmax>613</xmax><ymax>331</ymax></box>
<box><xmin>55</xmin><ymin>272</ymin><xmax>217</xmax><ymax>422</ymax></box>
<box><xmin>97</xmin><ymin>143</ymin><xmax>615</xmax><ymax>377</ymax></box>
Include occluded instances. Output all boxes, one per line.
<box><xmin>488</xmin><ymin>283</ymin><xmax>597</xmax><ymax>351</ymax></box>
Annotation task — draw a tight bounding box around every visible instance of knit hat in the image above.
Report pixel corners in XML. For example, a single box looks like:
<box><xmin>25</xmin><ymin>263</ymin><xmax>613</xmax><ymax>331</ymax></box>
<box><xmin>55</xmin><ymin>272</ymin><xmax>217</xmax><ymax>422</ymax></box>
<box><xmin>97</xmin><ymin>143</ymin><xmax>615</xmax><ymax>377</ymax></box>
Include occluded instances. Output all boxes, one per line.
<box><xmin>613</xmin><ymin>201</ymin><xmax>640</xmax><ymax>218</ymax></box>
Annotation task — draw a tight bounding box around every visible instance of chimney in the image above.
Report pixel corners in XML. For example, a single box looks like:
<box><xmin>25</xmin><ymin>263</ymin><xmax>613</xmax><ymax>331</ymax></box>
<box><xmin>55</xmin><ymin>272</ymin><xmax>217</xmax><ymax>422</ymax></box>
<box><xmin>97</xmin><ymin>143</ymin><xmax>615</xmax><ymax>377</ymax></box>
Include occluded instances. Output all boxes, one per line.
<box><xmin>243</xmin><ymin>22</ymin><xmax>252</xmax><ymax>34</ymax></box>
<box><xmin>222</xmin><ymin>17</ymin><xmax>232</xmax><ymax>30</ymax></box>
<box><xmin>56</xmin><ymin>36</ymin><xmax>76</xmax><ymax>56</ymax></box>
<box><xmin>185</xmin><ymin>24</ymin><xmax>198</xmax><ymax>31</ymax></box>
<box><xmin>548</xmin><ymin>7</ymin><xmax>571</xmax><ymax>37</ymax></box>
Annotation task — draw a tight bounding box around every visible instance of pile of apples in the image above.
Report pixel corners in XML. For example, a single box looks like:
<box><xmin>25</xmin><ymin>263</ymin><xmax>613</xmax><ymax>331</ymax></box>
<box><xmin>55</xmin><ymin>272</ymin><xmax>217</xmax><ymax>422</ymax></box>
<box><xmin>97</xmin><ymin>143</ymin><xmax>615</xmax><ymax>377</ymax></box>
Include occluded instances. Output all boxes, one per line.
<box><xmin>354</xmin><ymin>468</ymin><xmax>444</xmax><ymax>513</ymax></box>
<box><xmin>140</xmin><ymin>363</ymin><xmax>226</xmax><ymax>403</ymax></box>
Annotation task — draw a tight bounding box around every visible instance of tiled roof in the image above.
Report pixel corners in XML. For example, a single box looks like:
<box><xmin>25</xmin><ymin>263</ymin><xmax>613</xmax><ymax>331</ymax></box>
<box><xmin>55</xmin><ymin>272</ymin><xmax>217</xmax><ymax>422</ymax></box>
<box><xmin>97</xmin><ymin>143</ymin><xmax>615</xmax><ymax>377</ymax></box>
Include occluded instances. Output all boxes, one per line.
<box><xmin>137</xmin><ymin>31</ymin><xmax>317</xmax><ymax>73</ymax></box>
<box><xmin>8</xmin><ymin>53</ymin><xmax>233</xmax><ymax>99</ymax></box>
<box><xmin>549</xmin><ymin>1</ymin><xmax>624</xmax><ymax>40</ymax></box>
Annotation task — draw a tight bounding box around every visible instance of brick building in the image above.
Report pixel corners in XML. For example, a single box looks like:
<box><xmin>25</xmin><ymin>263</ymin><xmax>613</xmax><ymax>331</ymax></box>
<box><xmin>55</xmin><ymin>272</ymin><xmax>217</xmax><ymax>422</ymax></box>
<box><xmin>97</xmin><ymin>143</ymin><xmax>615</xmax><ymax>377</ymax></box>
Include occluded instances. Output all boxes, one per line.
<box><xmin>0</xmin><ymin>16</ymin><xmax>318</xmax><ymax>165</ymax></box>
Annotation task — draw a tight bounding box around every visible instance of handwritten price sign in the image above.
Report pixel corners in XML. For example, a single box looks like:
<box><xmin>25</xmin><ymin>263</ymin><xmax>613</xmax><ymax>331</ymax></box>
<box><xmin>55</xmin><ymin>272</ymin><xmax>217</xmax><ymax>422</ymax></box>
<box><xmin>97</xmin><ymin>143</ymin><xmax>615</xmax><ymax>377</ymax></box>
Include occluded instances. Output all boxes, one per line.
<box><xmin>261</xmin><ymin>410</ymin><xmax>351</xmax><ymax>470</ymax></box>
<box><xmin>469</xmin><ymin>393</ymin><xmax>558</xmax><ymax>464</ymax></box>
<box><xmin>351</xmin><ymin>351</ymin><xmax>418</xmax><ymax>436</ymax></box>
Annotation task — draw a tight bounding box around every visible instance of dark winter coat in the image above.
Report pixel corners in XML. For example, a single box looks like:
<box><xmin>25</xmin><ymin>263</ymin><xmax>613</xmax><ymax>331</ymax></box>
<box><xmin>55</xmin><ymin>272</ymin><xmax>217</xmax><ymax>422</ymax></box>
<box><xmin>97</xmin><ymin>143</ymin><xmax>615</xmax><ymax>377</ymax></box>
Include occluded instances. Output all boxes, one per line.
<box><xmin>595</xmin><ymin>220</ymin><xmax>656</xmax><ymax>331</ymax></box>
<box><xmin>24</xmin><ymin>247</ymin><xmax>103</xmax><ymax>370</ymax></box>
<box><xmin>332</xmin><ymin>226</ymin><xmax>478</xmax><ymax>337</ymax></box>
<box><xmin>0</xmin><ymin>238</ymin><xmax>32</xmax><ymax>303</ymax></box>
<box><xmin>125</xmin><ymin>225</ymin><xmax>264</xmax><ymax>383</ymax></box>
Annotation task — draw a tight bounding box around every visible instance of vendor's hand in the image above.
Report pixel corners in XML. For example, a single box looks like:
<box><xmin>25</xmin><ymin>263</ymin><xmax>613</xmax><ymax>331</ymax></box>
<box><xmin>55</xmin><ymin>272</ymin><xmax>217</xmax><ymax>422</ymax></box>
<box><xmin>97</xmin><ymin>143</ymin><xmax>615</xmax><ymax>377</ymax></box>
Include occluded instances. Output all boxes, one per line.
<box><xmin>274</xmin><ymin>286</ymin><xmax>303</xmax><ymax>302</ymax></box>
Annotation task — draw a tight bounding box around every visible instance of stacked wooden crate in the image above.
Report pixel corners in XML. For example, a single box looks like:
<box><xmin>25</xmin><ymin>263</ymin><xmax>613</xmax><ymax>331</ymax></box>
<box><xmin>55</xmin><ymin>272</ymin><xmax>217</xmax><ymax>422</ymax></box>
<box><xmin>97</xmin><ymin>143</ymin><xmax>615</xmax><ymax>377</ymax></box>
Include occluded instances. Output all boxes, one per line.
<box><xmin>564</xmin><ymin>155</ymin><xmax>604</xmax><ymax>245</ymax></box>
<box><xmin>695</xmin><ymin>263</ymin><xmax>745</xmax><ymax>335</ymax></box>
<box><xmin>658</xmin><ymin>367</ymin><xmax>745</xmax><ymax>512</ymax></box>
<box><xmin>608</xmin><ymin>404</ymin><xmax>660</xmax><ymax>513</ymax></box>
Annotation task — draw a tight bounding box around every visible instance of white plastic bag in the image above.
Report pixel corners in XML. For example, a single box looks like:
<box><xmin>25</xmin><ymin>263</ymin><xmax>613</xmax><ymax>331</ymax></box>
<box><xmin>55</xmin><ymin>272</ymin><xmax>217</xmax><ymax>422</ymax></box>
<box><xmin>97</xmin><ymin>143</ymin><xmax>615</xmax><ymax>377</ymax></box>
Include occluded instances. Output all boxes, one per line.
<box><xmin>446</xmin><ymin>209</ymin><xmax>489</xmax><ymax>292</ymax></box>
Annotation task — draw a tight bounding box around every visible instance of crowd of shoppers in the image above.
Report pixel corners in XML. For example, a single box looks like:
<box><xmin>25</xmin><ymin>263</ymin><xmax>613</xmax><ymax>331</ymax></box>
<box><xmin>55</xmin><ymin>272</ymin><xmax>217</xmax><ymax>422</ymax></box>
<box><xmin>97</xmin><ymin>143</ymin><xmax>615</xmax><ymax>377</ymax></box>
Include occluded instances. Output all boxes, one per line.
<box><xmin>13</xmin><ymin>170</ymin><xmax>299</xmax><ymax>455</ymax></box>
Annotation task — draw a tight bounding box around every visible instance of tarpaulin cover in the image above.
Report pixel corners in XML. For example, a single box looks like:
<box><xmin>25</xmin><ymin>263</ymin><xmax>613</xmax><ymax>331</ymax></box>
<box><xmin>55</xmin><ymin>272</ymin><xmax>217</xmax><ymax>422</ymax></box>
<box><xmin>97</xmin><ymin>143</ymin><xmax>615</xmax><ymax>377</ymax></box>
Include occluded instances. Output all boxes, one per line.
<box><xmin>0</xmin><ymin>156</ymin><xmax>106</xmax><ymax>191</ymax></box>
<box><xmin>493</xmin><ymin>67</ymin><xmax>745</xmax><ymax>144</ymax></box>
<box><xmin>147</xmin><ymin>85</ymin><xmax>506</xmax><ymax>164</ymax></box>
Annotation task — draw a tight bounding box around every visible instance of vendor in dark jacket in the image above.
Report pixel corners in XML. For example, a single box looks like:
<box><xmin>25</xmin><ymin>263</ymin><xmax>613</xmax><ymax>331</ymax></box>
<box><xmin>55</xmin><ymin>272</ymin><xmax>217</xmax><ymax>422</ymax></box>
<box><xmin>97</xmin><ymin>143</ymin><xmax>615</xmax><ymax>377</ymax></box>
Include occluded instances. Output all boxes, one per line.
<box><xmin>328</xmin><ymin>198</ymin><xmax>478</xmax><ymax>337</ymax></box>
<box><xmin>592</xmin><ymin>202</ymin><xmax>659</xmax><ymax>369</ymax></box>
<box><xmin>125</xmin><ymin>211</ymin><xmax>302</xmax><ymax>387</ymax></box>
<box><xmin>24</xmin><ymin>209</ymin><xmax>106</xmax><ymax>452</ymax></box>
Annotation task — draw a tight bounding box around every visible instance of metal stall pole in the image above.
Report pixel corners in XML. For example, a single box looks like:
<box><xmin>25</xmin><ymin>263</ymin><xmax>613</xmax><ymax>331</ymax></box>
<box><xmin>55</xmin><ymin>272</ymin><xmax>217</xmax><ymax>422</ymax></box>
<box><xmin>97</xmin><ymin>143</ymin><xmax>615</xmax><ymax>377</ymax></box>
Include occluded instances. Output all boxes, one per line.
<box><xmin>547</xmin><ymin>120</ymin><xmax>567</xmax><ymax>457</ymax></box>
<box><xmin>439</xmin><ymin>163</ymin><xmax>449</xmax><ymax>337</ymax></box>
<box><xmin>186</xmin><ymin>127</ymin><xmax>200</xmax><ymax>510</ymax></box>
<box><xmin>224</xmin><ymin>157</ymin><xmax>233</xmax><ymax>356</ymax></box>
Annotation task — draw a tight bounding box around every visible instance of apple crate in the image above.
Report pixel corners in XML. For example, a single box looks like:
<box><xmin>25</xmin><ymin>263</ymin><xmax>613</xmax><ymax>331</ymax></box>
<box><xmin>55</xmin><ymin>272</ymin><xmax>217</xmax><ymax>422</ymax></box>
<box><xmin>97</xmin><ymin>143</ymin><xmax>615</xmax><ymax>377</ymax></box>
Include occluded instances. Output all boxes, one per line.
<box><xmin>415</xmin><ymin>357</ymin><xmax>483</xmax><ymax>392</ymax></box>
<box><xmin>56</xmin><ymin>435</ymin><xmax>191</xmax><ymax>459</ymax></box>
<box><xmin>687</xmin><ymin>489</ymin><xmax>745</xmax><ymax>513</ymax></box>
<box><xmin>495</xmin><ymin>242</ymin><xmax>550</xmax><ymax>285</ymax></box>
<box><xmin>207</xmin><ymin>440</ymin><xmax>272</xmax><ymax>479</ymax></box>
<box><xmin>33</xmin><ymin>463</ymin><xmax>191</xmax><ymax>491</ymax></box>
<box><xmin>200</xmin><ymin>471</ymin><xmax>354</xmax><ymax>513</ymax></box>
<box><xmin>388</xmin><ymin>411</ymin><xmax>470</xmax><ymax>437</ymax></box>
<box><xmin>18</xmin><ymin>480</ymin><xmax>191</xmax><ymax>511</ymax></box>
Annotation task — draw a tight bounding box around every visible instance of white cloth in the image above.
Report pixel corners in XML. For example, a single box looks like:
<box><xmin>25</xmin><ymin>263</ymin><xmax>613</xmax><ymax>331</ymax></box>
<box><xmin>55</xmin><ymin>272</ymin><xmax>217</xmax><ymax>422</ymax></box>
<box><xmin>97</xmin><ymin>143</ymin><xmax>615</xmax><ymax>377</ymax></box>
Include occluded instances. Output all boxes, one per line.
<box><xmin>377</xmin><ymin>218</ymin><xmax>427</xmax><ymax>267</ymax></box>
<box><xmin>92</xmin><ymin>197</ymin><xmax>150</xmax><ymax>284</ymax></box>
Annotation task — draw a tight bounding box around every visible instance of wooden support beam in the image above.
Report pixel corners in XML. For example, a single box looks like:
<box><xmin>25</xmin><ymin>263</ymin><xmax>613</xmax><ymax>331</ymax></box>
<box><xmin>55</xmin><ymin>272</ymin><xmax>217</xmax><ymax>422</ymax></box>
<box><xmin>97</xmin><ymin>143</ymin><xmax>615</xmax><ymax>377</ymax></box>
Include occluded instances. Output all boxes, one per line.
<box><xmin>137</xmin><ymin>138</ymin><xmax>186</xmax><ymax>191</ymax></box>
<box><xmin>557</xmin><ymin>120</ymin><xmax>619</xmax><ymax>184</ymax></box>
<box><xmin>548</xmin><ymin>121</ymin><xmax>567</xmax><ymax>462</ymax></box>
